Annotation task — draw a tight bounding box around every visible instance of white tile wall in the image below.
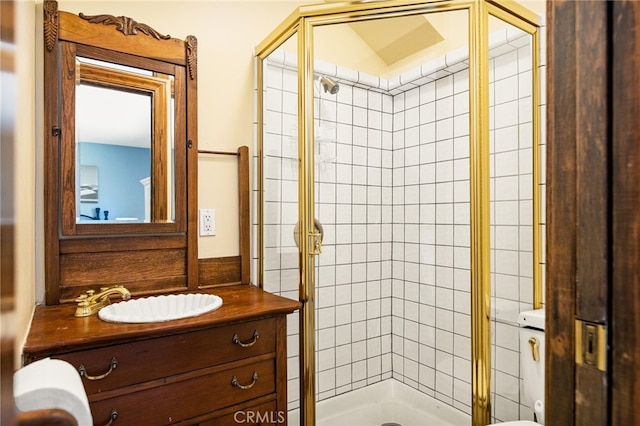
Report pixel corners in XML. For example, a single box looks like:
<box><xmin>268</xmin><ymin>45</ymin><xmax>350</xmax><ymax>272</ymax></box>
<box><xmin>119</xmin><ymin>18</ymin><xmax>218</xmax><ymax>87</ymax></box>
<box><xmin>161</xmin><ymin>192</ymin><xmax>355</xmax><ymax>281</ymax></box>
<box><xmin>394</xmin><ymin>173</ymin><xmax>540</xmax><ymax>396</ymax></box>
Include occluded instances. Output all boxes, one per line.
<box><xmin>254</xmin><ymin>20</ymin><xmax>545</xmax><ymax>422</ymax></box>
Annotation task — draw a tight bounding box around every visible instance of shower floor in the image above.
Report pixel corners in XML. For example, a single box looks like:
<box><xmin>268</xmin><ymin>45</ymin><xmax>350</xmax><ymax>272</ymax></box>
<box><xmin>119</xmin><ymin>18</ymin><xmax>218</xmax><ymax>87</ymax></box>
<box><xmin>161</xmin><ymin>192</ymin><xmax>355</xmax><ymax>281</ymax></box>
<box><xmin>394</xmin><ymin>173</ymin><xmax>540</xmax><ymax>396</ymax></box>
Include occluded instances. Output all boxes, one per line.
<box><xmin>288</xmin><ymin>379</ymin><xmax>471</xmax><ymax>426</ymax></box>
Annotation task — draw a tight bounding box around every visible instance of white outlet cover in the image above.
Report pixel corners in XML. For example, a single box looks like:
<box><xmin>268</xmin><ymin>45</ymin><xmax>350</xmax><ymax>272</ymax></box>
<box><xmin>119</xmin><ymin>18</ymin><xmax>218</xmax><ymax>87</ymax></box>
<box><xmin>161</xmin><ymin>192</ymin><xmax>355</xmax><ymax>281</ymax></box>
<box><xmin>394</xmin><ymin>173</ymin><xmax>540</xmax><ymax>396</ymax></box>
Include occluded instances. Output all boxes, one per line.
<box><xmin>199</xmin><ymin>208</ymin><xmax>216</xmax><ymax>236</ymax></box>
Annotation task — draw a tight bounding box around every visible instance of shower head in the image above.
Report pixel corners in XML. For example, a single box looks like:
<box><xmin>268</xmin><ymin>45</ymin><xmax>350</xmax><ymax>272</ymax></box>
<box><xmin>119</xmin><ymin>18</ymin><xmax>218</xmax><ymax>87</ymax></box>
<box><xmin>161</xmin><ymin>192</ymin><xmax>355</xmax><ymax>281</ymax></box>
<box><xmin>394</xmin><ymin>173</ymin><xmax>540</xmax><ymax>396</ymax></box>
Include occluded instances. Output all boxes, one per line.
<box><xmin>319</xmin><ymin>76</ymin><xmax>340</xmax><ymax>95</ymax></box>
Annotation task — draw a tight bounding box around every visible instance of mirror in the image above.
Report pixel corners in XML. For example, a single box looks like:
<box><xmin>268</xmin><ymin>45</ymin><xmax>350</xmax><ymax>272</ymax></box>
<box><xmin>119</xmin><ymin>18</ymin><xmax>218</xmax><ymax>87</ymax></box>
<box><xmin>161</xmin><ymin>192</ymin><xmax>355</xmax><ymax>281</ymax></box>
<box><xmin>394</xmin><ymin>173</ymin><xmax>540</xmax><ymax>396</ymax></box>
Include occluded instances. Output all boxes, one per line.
<box><xmin>75</xmin><ymin>58</ymin><xmax>175</xmax><ymax>224</ymax></box>
<box><xmin>58</xmin><ymin>45</ymin><xmax>184</xmax><ymax>235</ymax></box>
<box><xmin>43</xmin><ymin>0</ymin><xmax>198</xmax><ymax>304</ymax></box>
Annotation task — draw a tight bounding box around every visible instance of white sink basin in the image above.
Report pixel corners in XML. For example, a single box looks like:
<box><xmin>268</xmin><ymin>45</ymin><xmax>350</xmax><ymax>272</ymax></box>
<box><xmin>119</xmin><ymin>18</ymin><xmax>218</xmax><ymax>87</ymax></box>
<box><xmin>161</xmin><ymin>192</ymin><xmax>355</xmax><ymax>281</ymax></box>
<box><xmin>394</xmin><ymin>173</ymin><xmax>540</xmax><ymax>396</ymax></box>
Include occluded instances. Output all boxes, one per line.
<box><xmin>98</xmin><ymin>293</ymin><xmax>223</xmax><ymax>323</ymax></box>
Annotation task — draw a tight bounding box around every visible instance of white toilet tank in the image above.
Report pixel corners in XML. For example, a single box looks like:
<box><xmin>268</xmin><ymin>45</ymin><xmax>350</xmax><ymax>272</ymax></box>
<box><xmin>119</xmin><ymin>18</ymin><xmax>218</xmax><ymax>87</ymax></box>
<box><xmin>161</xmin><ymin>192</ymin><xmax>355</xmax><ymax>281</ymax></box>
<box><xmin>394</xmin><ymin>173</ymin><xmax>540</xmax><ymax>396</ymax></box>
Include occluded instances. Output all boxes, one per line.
<box><xmin>518</xmin><ymin>308</ymin><xmax>545</xmax><ymax>424</ymax></box>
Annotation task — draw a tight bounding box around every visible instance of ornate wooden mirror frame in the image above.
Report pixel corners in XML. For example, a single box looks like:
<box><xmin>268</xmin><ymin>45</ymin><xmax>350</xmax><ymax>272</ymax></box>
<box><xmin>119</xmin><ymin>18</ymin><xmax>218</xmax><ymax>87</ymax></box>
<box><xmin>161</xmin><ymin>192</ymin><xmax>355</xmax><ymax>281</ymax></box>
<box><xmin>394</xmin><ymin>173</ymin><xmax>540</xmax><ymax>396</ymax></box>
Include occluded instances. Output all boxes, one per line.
<box><xmin>43</xmin><ymin>0</ymin><xmax>198</xmax><ymax>304</ymax></box>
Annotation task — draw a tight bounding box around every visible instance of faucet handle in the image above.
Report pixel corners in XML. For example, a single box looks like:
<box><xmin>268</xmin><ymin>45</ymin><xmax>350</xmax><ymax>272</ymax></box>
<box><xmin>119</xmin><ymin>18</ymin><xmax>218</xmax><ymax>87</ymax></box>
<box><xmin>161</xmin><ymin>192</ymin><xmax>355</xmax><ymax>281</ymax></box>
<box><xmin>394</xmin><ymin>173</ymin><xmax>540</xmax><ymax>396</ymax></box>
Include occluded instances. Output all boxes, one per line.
<box><xmin>86</xmin><ymin>289</ymin><xmax>95</xmax><ymax>297</ymax></box>
<box><xmin>75</xmin><ymin>294</ymin><xmax>89</xmax><ymax>309</ymax></box>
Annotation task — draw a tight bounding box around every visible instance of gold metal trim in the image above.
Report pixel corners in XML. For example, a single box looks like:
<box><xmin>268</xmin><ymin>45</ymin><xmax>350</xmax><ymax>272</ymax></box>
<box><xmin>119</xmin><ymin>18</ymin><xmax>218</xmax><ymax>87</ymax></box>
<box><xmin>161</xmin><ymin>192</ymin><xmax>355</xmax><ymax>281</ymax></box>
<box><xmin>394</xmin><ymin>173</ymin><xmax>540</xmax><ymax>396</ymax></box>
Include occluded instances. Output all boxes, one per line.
<box><xmin>254</xmin><ymin>2</ymin><xmax>543</xmax><ymax>426</ymax></box>
<box><xmin>303</xmin><ymin>1</ymin><xmax>474</xmax><ymax>28</ymax></box>
<box><xmin>256</xmin><ymin>56</ymin><xmax>264</xmax><ymax>290</ymax></box>
<box><xmin>485</xmin><ymin>2</ymin><xmax>543</xmax><ymax>310</ymax></box>
<box><xmin>256</xmin><ymin>0</ymin><xmax>477</xmax><ymax>55</ymax></box>
<box><xmin>486</xmin><ymin>0</ymin><xmax>541</xmax><ymax>27</ymax></box>
<box><xmin>295</xmin><ymin>0</ymin><xmax>473</xmax><ymax>21</ymax></box>
<box><xmin>255</xmin><ymin>22</ymin><xmax>300</xmax><ymax>60</ymax></box>
<box><xmin>486</xmin><ymin>3</ymin><xmax>537</xmax><ymax>33</ymax></box>
<box><xmin>255</xmin><ymin>7</ymin><xmax>302</xmax><ymax>57</ymax></box>
<box><xmin>575</xmin><ymin>320</ymin><xmax>607</xmax><ymax>372</ymax></box>
<box><xmin>469</xmin><ymin>1</ymin><xmax>491</xmax><ymax>424</ymax></box>
<box><xmin>299</xmin><ymin>16</ymin><xmax>317</xmax><ymax>426</ymax></box>
<box><xmin>532</xmin><ymin>25</ymin><xmax>543</xmax><ymax>310</ymax></box>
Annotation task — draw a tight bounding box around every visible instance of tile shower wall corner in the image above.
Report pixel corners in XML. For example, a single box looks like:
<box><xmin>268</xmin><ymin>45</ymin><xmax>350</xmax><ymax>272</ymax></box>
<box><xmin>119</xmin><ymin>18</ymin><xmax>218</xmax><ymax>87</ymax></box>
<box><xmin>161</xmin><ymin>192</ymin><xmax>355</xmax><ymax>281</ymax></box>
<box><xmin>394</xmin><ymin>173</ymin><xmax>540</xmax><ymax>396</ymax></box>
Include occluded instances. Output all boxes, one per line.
<box><xmin>391</xmin><ymin>35</ymin><xmax>547</xmax><ymax>422</ymax></box>
<box><xmin>256</xmin><ymin>61</ymin><xmax>395</xmax><ymax>410</ymax></box>
<box><xmin>254</xmin><ymin>23</ymin><xmax>546</xmax><ymax>421</ymax></box>
<box><xmin>391</xmin><ymin>66</ymin><xmax>474</xmax><ymax>414</ymax></box>
<box><xmin>311</xmin><ymin>81</ymin><xmax>395</xmax><ymax>402</ymax></box>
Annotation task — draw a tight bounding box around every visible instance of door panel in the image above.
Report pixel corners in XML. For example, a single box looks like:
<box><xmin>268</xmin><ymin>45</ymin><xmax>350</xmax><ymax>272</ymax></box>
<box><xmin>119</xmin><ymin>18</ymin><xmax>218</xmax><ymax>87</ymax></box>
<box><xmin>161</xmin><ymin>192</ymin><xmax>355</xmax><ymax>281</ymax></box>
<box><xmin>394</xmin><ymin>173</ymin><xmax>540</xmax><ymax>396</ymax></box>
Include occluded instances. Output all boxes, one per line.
<box><xmin>547</xmin><ymin>1</ymin><xmax>609</xmax><ymax>425</ymax></box>
<box><xmin>548</xmin><ymin>1</ymin><xmax>640</xmax><ymax>425</ymax></box>
<box><xmin>546</xmin><ymin>2</ymin><xmax>577</xmax><ymax>425</ymax></box>
<box><xmin>611</xmin><ymin>2</ymin><xmax>640</xmax><ymax>425</ymax></box>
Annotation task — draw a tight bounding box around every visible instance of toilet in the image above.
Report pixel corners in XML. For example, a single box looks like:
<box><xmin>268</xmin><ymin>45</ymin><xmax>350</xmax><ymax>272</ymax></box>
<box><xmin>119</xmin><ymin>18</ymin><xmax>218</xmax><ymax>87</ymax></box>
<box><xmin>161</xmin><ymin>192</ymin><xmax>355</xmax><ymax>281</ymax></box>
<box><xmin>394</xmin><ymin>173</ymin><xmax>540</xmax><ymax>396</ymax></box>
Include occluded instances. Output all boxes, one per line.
<box><xmin>491</xmin><ymin>308</ymin><xmax>545</xmax><ymax>425</ymax></box>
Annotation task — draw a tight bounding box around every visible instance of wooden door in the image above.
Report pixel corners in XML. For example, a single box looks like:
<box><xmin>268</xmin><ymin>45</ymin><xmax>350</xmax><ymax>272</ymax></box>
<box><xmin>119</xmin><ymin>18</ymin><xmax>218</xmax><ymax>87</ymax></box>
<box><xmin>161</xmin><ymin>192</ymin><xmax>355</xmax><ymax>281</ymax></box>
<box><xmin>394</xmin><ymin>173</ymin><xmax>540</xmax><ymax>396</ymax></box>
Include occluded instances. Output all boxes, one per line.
<box><xmin>610</xmin><ymin>2</ymin><xmax>640</xmax><ymax>425</ymax></box>
<box><xmin>547</xmin><ymin>1</ymin><xmax>640</xmax><ymax>425</ymax></box>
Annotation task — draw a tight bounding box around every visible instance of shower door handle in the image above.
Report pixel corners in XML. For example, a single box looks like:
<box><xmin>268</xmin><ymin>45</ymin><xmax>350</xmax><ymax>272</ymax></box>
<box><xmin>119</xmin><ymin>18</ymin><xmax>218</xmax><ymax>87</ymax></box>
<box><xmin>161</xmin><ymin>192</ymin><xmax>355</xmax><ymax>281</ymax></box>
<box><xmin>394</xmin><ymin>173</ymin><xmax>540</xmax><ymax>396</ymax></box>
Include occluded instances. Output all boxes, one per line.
<box><xmin>294</xmin><ymin>218</ymin><xmax>324</xmax><ymax>255</ymax></box>
<box><xmin>310</xmin><ymin>228</ymin><xmax>323</xmax><ymax>254</ymax></box>
<box><xmin>309</xmin><ymin>218</ymin><xmax>324</xmax><ymax>255</ymax></box>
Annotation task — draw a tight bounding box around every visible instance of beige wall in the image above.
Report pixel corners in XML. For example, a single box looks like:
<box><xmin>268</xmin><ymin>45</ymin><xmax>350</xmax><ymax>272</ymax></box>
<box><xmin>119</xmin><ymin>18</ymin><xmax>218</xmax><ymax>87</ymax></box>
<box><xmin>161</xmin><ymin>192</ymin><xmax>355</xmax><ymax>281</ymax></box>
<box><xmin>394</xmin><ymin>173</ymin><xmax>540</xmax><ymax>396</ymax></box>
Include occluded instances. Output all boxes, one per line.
<box><xmin>14</xmin><ymin>0</ymin><xmax>37</xmax><ymax>368</ymax></box>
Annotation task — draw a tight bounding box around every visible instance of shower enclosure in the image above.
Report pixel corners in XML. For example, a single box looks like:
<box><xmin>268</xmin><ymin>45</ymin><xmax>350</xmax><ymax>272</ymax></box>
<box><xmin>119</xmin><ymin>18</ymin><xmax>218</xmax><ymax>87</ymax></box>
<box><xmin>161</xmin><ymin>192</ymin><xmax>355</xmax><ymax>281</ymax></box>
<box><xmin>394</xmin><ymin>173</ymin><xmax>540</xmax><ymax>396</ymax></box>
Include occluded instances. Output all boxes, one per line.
<box><xmin>254</xmin><ymin>1</ymin><xmax>544</xmax><ymax>425</ymax></box>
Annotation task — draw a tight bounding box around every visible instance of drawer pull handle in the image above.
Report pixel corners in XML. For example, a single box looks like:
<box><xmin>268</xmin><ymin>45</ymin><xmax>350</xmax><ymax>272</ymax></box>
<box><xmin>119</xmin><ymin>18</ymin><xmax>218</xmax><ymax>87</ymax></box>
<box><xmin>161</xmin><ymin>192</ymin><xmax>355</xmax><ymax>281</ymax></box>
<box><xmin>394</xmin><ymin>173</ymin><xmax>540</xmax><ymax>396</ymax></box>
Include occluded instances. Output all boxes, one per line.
<box><xmin>103</xmin><ymin>408</ymin><xmax>118</xmax><ymax>426</ymax></box>
<box><xmin>231</xmin><ymin>371</ymin><xmax>258</xmax><ymax>390</ymax></box>
<box><xmin>232</xmin><ymin>330</ymin><xmax>259</xmax><ymax>348</ymax></box>
<box><xmin>78</xmin><ymin>357</ymin><xmax>118</xmax><ymax>380</ymax></box>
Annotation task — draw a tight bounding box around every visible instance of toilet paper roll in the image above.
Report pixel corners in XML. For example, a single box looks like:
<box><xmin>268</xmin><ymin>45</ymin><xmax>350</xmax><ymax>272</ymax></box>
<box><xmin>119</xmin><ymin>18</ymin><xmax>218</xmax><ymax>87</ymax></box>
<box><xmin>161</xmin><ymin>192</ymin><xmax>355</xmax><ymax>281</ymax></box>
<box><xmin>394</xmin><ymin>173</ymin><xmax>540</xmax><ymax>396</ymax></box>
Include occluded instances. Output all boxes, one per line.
<box><xmin>534</xmin><ymin>399</ymin><xmax>544</xmax><ymax>424</ymax></box>
<box><xmin>14</xmin><ymin>358</ymin><xmax>93</xmax><ymax>426</ymax></box>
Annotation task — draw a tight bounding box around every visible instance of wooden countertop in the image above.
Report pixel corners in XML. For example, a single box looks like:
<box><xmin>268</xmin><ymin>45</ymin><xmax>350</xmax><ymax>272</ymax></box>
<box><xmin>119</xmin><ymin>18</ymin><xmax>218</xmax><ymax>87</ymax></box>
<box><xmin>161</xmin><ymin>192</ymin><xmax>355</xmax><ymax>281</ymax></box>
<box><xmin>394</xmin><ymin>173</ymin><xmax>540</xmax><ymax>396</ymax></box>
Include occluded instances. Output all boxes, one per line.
<box><xmin>23</xmin><ymin>285</ymin><xmax>300</xmax><ymax>359</ymax></box>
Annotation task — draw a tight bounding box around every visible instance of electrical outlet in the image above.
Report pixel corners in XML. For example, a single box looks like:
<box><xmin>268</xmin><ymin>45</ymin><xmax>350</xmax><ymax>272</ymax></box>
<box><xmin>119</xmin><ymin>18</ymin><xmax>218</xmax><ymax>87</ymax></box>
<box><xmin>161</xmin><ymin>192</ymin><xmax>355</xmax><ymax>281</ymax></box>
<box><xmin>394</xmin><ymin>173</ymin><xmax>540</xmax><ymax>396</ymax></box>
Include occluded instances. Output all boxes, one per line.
<box><xmin>199</xmin><ymin>209</ymin><xmax>216</xmax><ymax>236</ymax></box>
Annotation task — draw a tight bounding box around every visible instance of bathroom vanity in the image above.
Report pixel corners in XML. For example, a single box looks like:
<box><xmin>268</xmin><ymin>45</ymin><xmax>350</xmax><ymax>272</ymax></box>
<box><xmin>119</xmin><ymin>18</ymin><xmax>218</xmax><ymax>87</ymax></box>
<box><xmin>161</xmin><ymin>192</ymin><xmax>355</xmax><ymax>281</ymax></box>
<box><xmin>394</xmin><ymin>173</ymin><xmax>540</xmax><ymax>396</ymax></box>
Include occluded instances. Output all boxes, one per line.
<box><xmin>30</xmin><ymin>3</ymin><xmax>301</xmax><ymax>424</ymax></box>
<box><xmin>23</xmin><ymin>285</ymin><xmax>299</xmax><ymax>425</ymax></box>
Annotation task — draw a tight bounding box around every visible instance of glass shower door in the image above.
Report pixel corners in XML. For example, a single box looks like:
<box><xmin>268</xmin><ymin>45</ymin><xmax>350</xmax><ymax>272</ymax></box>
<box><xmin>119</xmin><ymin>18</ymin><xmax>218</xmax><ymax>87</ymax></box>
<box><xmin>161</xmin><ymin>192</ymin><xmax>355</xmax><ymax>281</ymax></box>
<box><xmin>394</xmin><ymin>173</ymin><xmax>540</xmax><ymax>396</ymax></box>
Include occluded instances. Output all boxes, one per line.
<box><xmin>258</xmin><ymin>33</ymin><xmax>304</xmax><ymax>419</ymax></box>
<box><xmin>256</xmin><ymin>3</ymin><xmax>543</xmax><ymax>425</ymax></box>
<box><xmin>486</xmin><ymin>9</ymin><xmax>543</xmax><ymax>424</ymax></box>
<box><xmin>308</xmin><ymin>6</ymin><xmax>475</xmax><ymax>422</ymax></box>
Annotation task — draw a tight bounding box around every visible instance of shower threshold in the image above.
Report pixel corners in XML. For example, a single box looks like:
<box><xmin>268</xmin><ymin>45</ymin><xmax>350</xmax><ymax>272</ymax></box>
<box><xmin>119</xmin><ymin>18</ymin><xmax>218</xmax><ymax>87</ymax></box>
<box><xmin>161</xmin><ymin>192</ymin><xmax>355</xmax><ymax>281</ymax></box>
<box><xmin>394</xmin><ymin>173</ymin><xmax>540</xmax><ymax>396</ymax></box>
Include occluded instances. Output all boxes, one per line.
<box><xmin>288</xmin><ymin>379</ymin><xmax>470</xmax><ymax>426</ymax></box>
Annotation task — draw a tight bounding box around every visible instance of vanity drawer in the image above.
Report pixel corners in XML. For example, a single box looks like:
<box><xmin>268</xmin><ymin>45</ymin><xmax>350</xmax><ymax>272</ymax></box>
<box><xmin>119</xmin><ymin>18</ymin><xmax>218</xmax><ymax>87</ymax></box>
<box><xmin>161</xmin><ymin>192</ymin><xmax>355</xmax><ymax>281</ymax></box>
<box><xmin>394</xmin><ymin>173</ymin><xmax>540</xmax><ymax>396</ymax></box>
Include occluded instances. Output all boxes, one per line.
<box><xmin>54</xmin><ymin>318</ymin><xmax>276</xmax><ymax>395</ymax></box>
<box><xmin>89</xmin><ymin>358</ymin><xmax>275</xmax><ymax>426</ymax></box>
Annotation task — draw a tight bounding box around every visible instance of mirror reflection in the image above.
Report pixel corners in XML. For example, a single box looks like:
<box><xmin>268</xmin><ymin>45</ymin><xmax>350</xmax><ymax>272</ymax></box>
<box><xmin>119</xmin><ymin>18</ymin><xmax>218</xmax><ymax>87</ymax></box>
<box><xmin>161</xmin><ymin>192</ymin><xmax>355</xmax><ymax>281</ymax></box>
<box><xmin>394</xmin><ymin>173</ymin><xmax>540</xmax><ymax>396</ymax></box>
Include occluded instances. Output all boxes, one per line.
<box><xmin>75</xmin><ymin>58</ymin><xmax>175</xmax><ymax>223</ymax></box>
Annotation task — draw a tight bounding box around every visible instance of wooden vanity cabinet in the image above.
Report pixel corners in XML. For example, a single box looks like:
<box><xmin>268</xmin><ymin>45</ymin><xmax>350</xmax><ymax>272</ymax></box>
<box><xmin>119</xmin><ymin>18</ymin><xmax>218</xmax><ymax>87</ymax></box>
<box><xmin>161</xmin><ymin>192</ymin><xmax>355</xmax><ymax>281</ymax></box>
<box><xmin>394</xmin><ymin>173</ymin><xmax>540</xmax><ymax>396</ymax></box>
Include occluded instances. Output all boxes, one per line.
<box><xmin>23</xmin><ymin>286</ymin><xmax>300</xmax><ymax>426</ymax></box>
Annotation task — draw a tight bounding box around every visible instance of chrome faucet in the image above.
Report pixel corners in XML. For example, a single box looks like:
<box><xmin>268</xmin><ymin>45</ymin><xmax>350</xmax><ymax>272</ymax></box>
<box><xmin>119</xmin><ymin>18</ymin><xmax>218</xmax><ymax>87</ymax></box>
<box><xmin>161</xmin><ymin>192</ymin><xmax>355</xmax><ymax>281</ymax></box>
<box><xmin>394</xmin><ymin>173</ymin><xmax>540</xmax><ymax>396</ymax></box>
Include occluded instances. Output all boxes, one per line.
<box><xmin>75</xmin><ymin>285</ymin><xmax>131</xmax><ymax>317</ymax></box>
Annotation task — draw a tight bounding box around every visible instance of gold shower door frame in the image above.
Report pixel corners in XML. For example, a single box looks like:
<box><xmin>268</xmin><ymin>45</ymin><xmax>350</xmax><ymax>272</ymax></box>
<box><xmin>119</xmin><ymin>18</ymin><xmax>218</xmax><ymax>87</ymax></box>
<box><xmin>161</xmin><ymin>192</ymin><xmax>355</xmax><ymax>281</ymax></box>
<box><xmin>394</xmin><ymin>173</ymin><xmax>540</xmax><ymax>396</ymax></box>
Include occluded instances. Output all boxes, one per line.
<box><xmin>255</xmin><ymin>2</ymin><xmax>542</xmax><ymax>425</ymax></box>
